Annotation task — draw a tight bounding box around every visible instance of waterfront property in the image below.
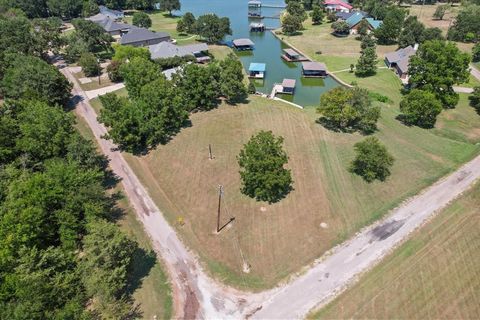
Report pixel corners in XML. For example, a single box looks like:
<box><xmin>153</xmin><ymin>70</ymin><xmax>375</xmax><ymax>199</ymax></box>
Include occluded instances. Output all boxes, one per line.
<box><xmin>87</xmin><ymin>15</ymin><xmax>133</xmax><ymax>36</ymax></box>
<box><xmin>99</xmin><ymin>5</ymin><xmax>124</xmax><ymax>20</ymax></box>
<box><xmin>250</xmin><ymin>22</ymin><xmax>265</xmax><ymax>32</ymax></box>
<box><xmin>248</xmin><ymin>0</ymin><xmax>262</xmax><ymax>7</ymax></box>
<box><xmin>120</xmin><ymin>28</ymin><xmax>171</xmax><ymax>47</ymax></box>
<box><xmin>385</xmin><ymin>45</ymin><xmax>418</xmax><ymax>83</ymax></box>
<box><xmin>324</xmin><ymin>0</ymin><xmax>352</xmax><ymax>13</ymax></box>
<box><xmin>233</xmin><ymin>38</ymin><xmax>255</xmax><ymax>50</ymax></box>
<box><xmin>281</xmin><ymin>78</ymin><xmax>296</xmax><ymax>94</ymax></box>
<box><xmin>249</xmin><ymin>62</ymin><xmax>266</xmax><ymax>79</ymax></box>
<box><xmin>344</xmin><ymin>12</ymin><xmax>383</xmax><ymax>35</ymax></box>
<box><xmin>282</xmin><ymin>48</ymin><xmax>307</xmax><ymax>62</ymax></box>
<box><xmin>302</xmin><ymin>62</ymin><xmax>327</xmax><ymax>77</ymax></box>
<box><xmin>149</xmin><ymin>42</ymin><xmax>210</xmax><ymax>62</ymax></box>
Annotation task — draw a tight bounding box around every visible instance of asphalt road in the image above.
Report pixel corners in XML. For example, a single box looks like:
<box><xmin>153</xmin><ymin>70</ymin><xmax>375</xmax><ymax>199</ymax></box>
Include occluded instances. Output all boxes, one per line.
<box><xmin>63</xmin><ymin>66</ymin><xmax>480</xmax><ymax>319</ymax></box>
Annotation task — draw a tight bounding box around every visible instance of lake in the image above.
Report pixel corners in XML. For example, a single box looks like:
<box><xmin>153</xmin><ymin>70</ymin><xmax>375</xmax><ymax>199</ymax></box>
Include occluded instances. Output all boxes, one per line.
<box><xmin>177</xmin><ymin>0</ymin><xmax>340</xmax><ymax>107</ymax></box>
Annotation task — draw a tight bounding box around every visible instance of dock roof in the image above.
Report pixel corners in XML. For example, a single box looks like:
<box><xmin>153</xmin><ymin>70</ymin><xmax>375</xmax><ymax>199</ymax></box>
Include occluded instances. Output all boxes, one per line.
<box><xmin>302</xmin><ymin>61</ymin><xmax>327</xmax><ymax>71</ymax></box>
<box><xmin>249</xmin><ymin>63</ymin><xmax>266</xmax><ymax>72</ymax></box>
<box><xmin>282</xmin><ymin>79</ymin><xmax>296</xmax><ymax>88</ymax></box>
<box><xmin>233</xmin><ymin>38</ymin><xmax>255</xmax><ymax>47</ymax></box>
<box><xmin>283</xmin><ymin>48</ymin><xmax>300</xmax><ymax>57</ymax></box>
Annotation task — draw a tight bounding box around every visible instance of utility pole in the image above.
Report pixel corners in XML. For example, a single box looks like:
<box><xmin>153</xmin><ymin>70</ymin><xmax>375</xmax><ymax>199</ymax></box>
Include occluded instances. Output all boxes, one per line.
<box><xmin>217</xmin><ymin>185</ymin><xmax>223</xmax><ymax>233</ymax></box>
<box><xmin>209</xmin><ymin>144</ymin><xmax>213</xmax><ymax>160</ymax></box>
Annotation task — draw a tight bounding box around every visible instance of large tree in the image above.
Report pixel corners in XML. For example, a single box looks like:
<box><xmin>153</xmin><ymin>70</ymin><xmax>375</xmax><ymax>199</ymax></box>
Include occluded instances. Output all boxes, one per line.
<box><xmin>194</xmin><ymin>14</ymin><xmax>231</xmax><ymax>43</ymax></box>
<box><xmin>355</xmin><ymin>35</ymin><xmax>377</xmax><ymax>77</ymax></box>
<box><xmin>398</xmin><ymin>15</ymin><xmax>425</xmax><ymax>48</ymax></box>
<box><xmin>159</xmin><ymin>0</ymin><xmax>180</xmax><ymax>15</ymax></box>
<box><xmin>173</xmin><ymin>62</ymin><xmax>221</xmax><ymax>111</ymax></box>
<box><xmin>176</xmin><ymin>12</ymin><xmax>196</xmax><ymax>34</ymax></box>
<box><xmin>447</xmin><ymin>4</ymin><xmax>480</xmax><ymax>42</ymax></box>
<box><xmin>408</xmin><ymin>40</ymin><xmax>470</xmax><ymax>108</ymax></box>
<box><xmin>317</xmin><ymin>86</ymin><xmax>380</xmax><ymax>133</ymax></box>
<box><xmin>46</xmin><ymin>0</ymin><xmax>82</xmax><ymax>19</ymax></box>
<box><xmin>399</xmin><ymin>89</ymin><xmax>443</xmax><ymax>128</ymax></box>
<box><xmin>310</xmin><ymin>5</ymin><xmax>324</xmax><ymax>25</ymax></box>
<box><xmin>469</xmin><ymin>86</ymin><xmax>480</xmax><ymax>112</ymax></box>
<box><xmin>119</xmin><ymin>56</ymin><xmax>162</xmax><ymax>99</ymax></box>
<box><xmin>219</xmin><ymin>53</ymin><xmax>247</xmax><ymax>104</ymax></box>
<box><xmin>350</xmin><ymin>136</ymin><xmax>394</xmax><ymax>183</ymax></box>
<box><xmin>132</xmin><ymin>11</ymin><xmax>151</xmax><ymax>28</ymax></box>
<box><xmin>0</xmin><ymin>55</ymin><xmax>72</xmax><ymax>106</ymax></box>
<box><xmin>374</xmin><ymin>6</ymin><xmax>407</xmax><ymax>45</ymax></box>
<box><xmin>237</xmin><ymin>130</ymin><xmax>293</xmax><ymax>203</ymax></box>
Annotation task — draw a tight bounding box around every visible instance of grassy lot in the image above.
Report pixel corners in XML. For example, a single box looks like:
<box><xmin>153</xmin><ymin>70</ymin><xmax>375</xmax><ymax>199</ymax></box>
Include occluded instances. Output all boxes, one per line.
<box><xmin>73</xmin><ymin>113</ymin><xmax>173</xmax><ymax>319</ymax></box>
<box><xmin>125</xmin><ymin>11</ymin><xmax>195</xmax><ymax>43</ymax></box>
<box><xmin>434</xmin><ymin>93</ymin><xmax>480</xmax><ymax>143</ymax></box>
<box><xmin>90</xmin><ymin>90</ymin><xmax>480</xmax><ymax>289</ymax></box>
<box><xmin>310</xmin><ymin>181</ymin><xmax>480</xmax><ymax>320</ymax></box>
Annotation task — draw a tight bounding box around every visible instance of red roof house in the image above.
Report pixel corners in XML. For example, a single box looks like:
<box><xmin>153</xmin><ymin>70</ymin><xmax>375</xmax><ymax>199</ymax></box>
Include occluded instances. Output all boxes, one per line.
<box><xmin>324</xmin><ymin>0</ymin><xmax>353</xmax><ymax>13</ymax></box>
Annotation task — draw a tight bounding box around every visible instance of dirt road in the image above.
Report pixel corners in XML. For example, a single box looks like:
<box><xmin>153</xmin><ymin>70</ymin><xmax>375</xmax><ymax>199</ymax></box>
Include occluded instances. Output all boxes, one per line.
<box><xmin>63</xmin><ymin>66</ymin><xmax>480</xmax><ymax>319</ymax></box>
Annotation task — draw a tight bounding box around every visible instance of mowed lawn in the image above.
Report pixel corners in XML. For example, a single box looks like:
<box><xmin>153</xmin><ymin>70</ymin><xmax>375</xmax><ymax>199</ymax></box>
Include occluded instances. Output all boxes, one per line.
<box><xmin>73</xmin><ymin>113</ymin><xmax>172</xmax><ymax>319</ymax></box>
<box><xmin>85</xmin><ymin>92</ymin><xmax>479</xmax><ymax>290</ymax></box>
<box><xmin>311</xmin><ymin>181</ymin><xmax>480</xmax><ymax>320</ymax></box>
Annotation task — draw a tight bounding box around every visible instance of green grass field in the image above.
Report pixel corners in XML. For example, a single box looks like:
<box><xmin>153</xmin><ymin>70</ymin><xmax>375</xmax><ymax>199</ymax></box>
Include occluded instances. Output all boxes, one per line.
<box><xmin>124</xmin><ymin>12</ymin><xmax>195</xmax><ymax>43</ymax></box>
<box><xmin>73</xmin><ymin>112</ymin><xmax>173</xmax><ymax>319</ymax></box>
<box><xmin>311</xmin><ymin>181</ymin><xmax>480</xmax><ymax>319</ymax></box>
<box><xmin>90</xmin><ymin>89</ymin><xmax>480</xmax><ymax>289</ymax></box>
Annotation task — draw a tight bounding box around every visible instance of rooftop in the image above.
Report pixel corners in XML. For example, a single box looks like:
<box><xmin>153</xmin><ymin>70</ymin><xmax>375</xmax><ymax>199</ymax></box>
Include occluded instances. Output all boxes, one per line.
<box><xmin>121</xmin><ymin>27</ymin><xmax>170</xmax><ymax>45</ymax></box>
<box><xmin>233</xmin><ymin>38</ymin><xmax>255</xmax><ymax>47</ymax></box>
<box><xmin>346</xmin><ymin>12</ymin><xmax>368</xmax><ymax>27</ymax></box>
<box><xmin>249</xmin><ymin>63</ymin><xmax>266</xmax><ymax>72</ymax></box>
<box><xmin>149</xmin><ymin>42</ymin><xmax>208</xmax><ymax>59</ymax></box>
<box><xmin>325</xmin><ymin>0</ymin><xmax>353</xmax><ymax>9</ymax></box>
<box><xmin>283</xmin><ymin>48</ymin><xmax>300</xmax><ymax>57</ymax></box>
<box><xmin>282</xmin><ymin>78</ymin><xmax>296</xmax><ymax>88</ymax></box>
<box><xmin>302</xmin><ymin>61</ymin><xmax>327</xmax><ymax>71</ymax></box>
<box><xmin>385</xmin><ymin>45</ymin><xmax>416</xmax><ymax>64</ymax></box>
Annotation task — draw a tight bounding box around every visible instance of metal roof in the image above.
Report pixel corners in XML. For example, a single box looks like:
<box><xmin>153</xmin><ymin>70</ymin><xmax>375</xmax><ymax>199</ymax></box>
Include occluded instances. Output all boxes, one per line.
<box><xmin>283</xmin><ymin>48</ymin><xmax>300</xmax><ymax>57</ymax></box>
<box><xmin>249</xmin><ymin>63</ymin><xmax>266</xmax><ymax>72</ymax></box>
<box><xmin>366</xmin><ymin>18</ymin><xmax>382</xmax><ymax>29</ymax></box>
<box><xmin>233</xmin><ymin>38</ymin><xmax>255</xmax><ymax>46</ymax></box>
<box><xmin>121</xmin><ymin>27</ymin><xmax>170</xmax><ymax>45</ymax></box>
<box><xmin>346</xmin><ymin>12</ymin><xmax>367</xmax><ymax>27</ymax></box>
<box><xmin>302</xmin><ymin>61</ymin><xmax>326</xmax><ymax>71</ymax></box>
<box><xmin>282</xmin><ymin>79</ymin><xmax>296</xmax><ymax>88</ymax></box>
<box><xmin>149</xmin><ymin>42</ymin><xmax>208</xmax><ymax>59</ymax></box>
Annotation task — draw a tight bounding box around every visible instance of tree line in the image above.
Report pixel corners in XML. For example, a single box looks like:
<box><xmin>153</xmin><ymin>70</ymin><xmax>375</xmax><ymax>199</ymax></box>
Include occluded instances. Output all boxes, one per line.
<box><xmin>0</xmin><ymin>8</ymin><xmax>154</xmax><ymax>318</ymax></box>
<box><xmin>0</xmin><ymin>0</ymin><xmax>181</xmax><ymax>19</ymax></box>
<box><xmin>98</xmin><ymin>52</ymin><xmax>247</xmax><ymax>153</ymax></box>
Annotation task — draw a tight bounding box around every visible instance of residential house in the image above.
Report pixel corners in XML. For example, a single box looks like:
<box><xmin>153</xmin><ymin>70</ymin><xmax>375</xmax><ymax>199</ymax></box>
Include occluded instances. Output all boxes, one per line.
<box><xmin>120</xmin><ymin>27</ymin><xmax>171</xmax><ymax>47</ymax></box>
<box><xmin>325</xmin><ymin>0</ymin><xmax>352</xmax><ymax>13</ymax></box>
<box><xmin>384</xmin><ymin>45</ymin><xmax>418</xmax><ymax>83</ymax></box>
<box><xmin>99</xmin><ymin>5</ymin><xmax>124</xmax><ymax>20</ymax></box>
<box><xmin>346</xmin><ymin>12</ymin><xmax>382</xmax><ymax>34</ymax></box>
<box><xmin>149</xmin><ymin>42</ymin><xmax>210</xmax><ymax>63</ymax></box>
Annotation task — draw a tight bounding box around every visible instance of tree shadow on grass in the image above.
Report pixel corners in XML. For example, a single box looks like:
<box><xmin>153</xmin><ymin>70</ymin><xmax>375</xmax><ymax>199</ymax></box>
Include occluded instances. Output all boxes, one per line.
<box><xmin>126</xmin><ymin>247</ymin><xmax>157</xmax><ymax>297</ymax></box>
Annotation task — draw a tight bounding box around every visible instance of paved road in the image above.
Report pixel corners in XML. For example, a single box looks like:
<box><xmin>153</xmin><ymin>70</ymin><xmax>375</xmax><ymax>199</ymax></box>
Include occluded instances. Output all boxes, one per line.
<box><xmin>85</xmin><ymin>83</ymin><xmax>125</xmax><ymax>99</ymax></box>
<box><xmin>453</xmin><ymin>86</ymin><xmax>474</xmax><ymax>94</ymax></box>
<box><xmin>62</xmin><ymin>66</ymin><xmax>480</xmax><ymax>319</ymax></box>
<box><xmin>61</xmin><ymin>67</ymin><xmax>262</xmax><ymax>319</ymax></box>
<box><xmin>471</xmin><ymin>63</ymin><xmax>480</xmax><ymax>81</ymax></box>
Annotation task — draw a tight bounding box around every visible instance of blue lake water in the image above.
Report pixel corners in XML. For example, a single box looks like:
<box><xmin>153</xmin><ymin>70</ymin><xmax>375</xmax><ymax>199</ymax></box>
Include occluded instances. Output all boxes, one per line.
<box><xmin>177</xmin><ymin>0</ymin><xmax>340</xmax><ymax>107</ymax></box>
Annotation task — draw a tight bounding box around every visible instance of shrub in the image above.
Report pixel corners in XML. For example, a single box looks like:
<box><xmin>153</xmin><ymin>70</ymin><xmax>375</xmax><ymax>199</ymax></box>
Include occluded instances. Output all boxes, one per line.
<box><xmin>79</xmin><ymin>52</ymin><xmax>100</xmax><ymax>77</ymax></box>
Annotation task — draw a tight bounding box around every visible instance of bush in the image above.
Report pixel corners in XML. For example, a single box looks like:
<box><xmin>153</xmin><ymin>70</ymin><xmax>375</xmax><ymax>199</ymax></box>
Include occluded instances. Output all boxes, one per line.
<box><xmin>400</xmin><ymin>89</ymin><xmax>443</xmax><ymax>128</ymax></box>
<box><xmin>368</xmin><ymin>92</ymin><xmax>392</xmax><ymax>104</ymax></box>
<box><xmin>107</xmin><ymin>60</ymin><xmax>123</xmax><ymax>82</ymax></box>
<box><xmin>469</xmin><ymin>87</ymin><xmax>480</xmax><ymax>112</ymax></box>
<box><xmin>473</xmin><ymin>43</ymin><xmax>480</xmax><ymax>62</ymax></box>
<box><xmin>248</xmin><ymin>82</ymin><xmax>256</xmax><ymax>94</ymax></box>
<box><xmin>154</xmin><ymin>55</ymin><xmax>196</xmax><ymax>70</ymax></box>
<box><xmin>79</xmin><ymin>52</ymin><xmax>101</xmax><ymax>77</ymax></box>
<box><xmin>350</xmin><ymin>137</ymin><xmax>394</xmax><ymax>183</ymax></box>
<box><xmin>132</xmin><ymin>12</ymin><xmax>152</xmax><ymax>29</ymax></box>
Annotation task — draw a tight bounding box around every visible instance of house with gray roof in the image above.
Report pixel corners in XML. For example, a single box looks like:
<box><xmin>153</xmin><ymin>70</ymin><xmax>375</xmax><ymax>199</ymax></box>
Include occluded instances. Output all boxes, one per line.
<box><xmin>384</xmin><ymin>45</ymin><xmax>418</xmax><ymax>82</ymax></box>
<box><xmin>149</xmin><ymin>42</ymin><xmax>209</xmax><ymax>62</ymax></box>
<box><xmin>99</xmin><ymin>5</ymin><xmax>124</xmax><ymax>20</ymax></box>
<box><xmin>120</xmin><ymin>27</ymin><xmax>171</xmax><ymax>47</ymax></box>
<box><xmin>87</xmin><ymin>14</ymin><xmax>133</xmax><ymax>36</ymax></box>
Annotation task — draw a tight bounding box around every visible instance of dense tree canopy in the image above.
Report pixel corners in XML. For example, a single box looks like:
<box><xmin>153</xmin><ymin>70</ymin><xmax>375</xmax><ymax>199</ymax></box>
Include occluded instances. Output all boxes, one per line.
<box><xmin>176</xmin><ymin>11</ymin><xmax>196</xmax><ymax>34</ymax></box>
<box><xmin>350</xmin><ymin>136</ymin><xmax>394</xmax><ymax>183</ymax></box>
<box><xmin>119</xmin><ymin>56</ymin><xmax>162</xmax><ymax>99</ymax></box>
<box><xmin>469</xmin><ymin>86</ymin><xmax>480</xmax><ymax>112</ymax></box>
<box><xmin>399</xmin><ymin>89</ymin><xmax>443</xmax><ymax>128</ymax></box>
<box><xmin>355</xmin><ymin>34</ymin><xmax>378</xmax><ymax>77</ymax></box>
<box><xmin>159</xmin><ymin>0</ymin><xmax>180</xmax><ymax>15</ymax></box>
<box><xmin>408</xmin><ymin>40</ymin><xmax>470</xmax><ymax>108</ymax></box>
<box><xmin>237</xmin><ymin>131</ymin><xmax>293</xmax><ymax>203</ymax></box>
<box><xmin>194</xmin><ymin>14</ymin><xmax>231</xmax><ymax>43</ymax></box>
<box><xmin>447</xmin><ymin>4</ymin><xmax>480</xmax><ymax>42</ymax></box>
<box><xmin>219</xmin><ymin>53</ymin><xmax>248</xmax><ymax>104</ymax></box>
<box><xmin>1</xmin><ymin>55</ymin><xmax>72</xmax><ymax>106</ymax></box>
<box><xmin>374</xmin><ymin>6</ymin><xmax>407</xmax><ymax>45</ymax></box>
<box><xmin>317</xmin><ymin>87</ymin><xmax>380</xmax><ymax>133</ymax></box>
